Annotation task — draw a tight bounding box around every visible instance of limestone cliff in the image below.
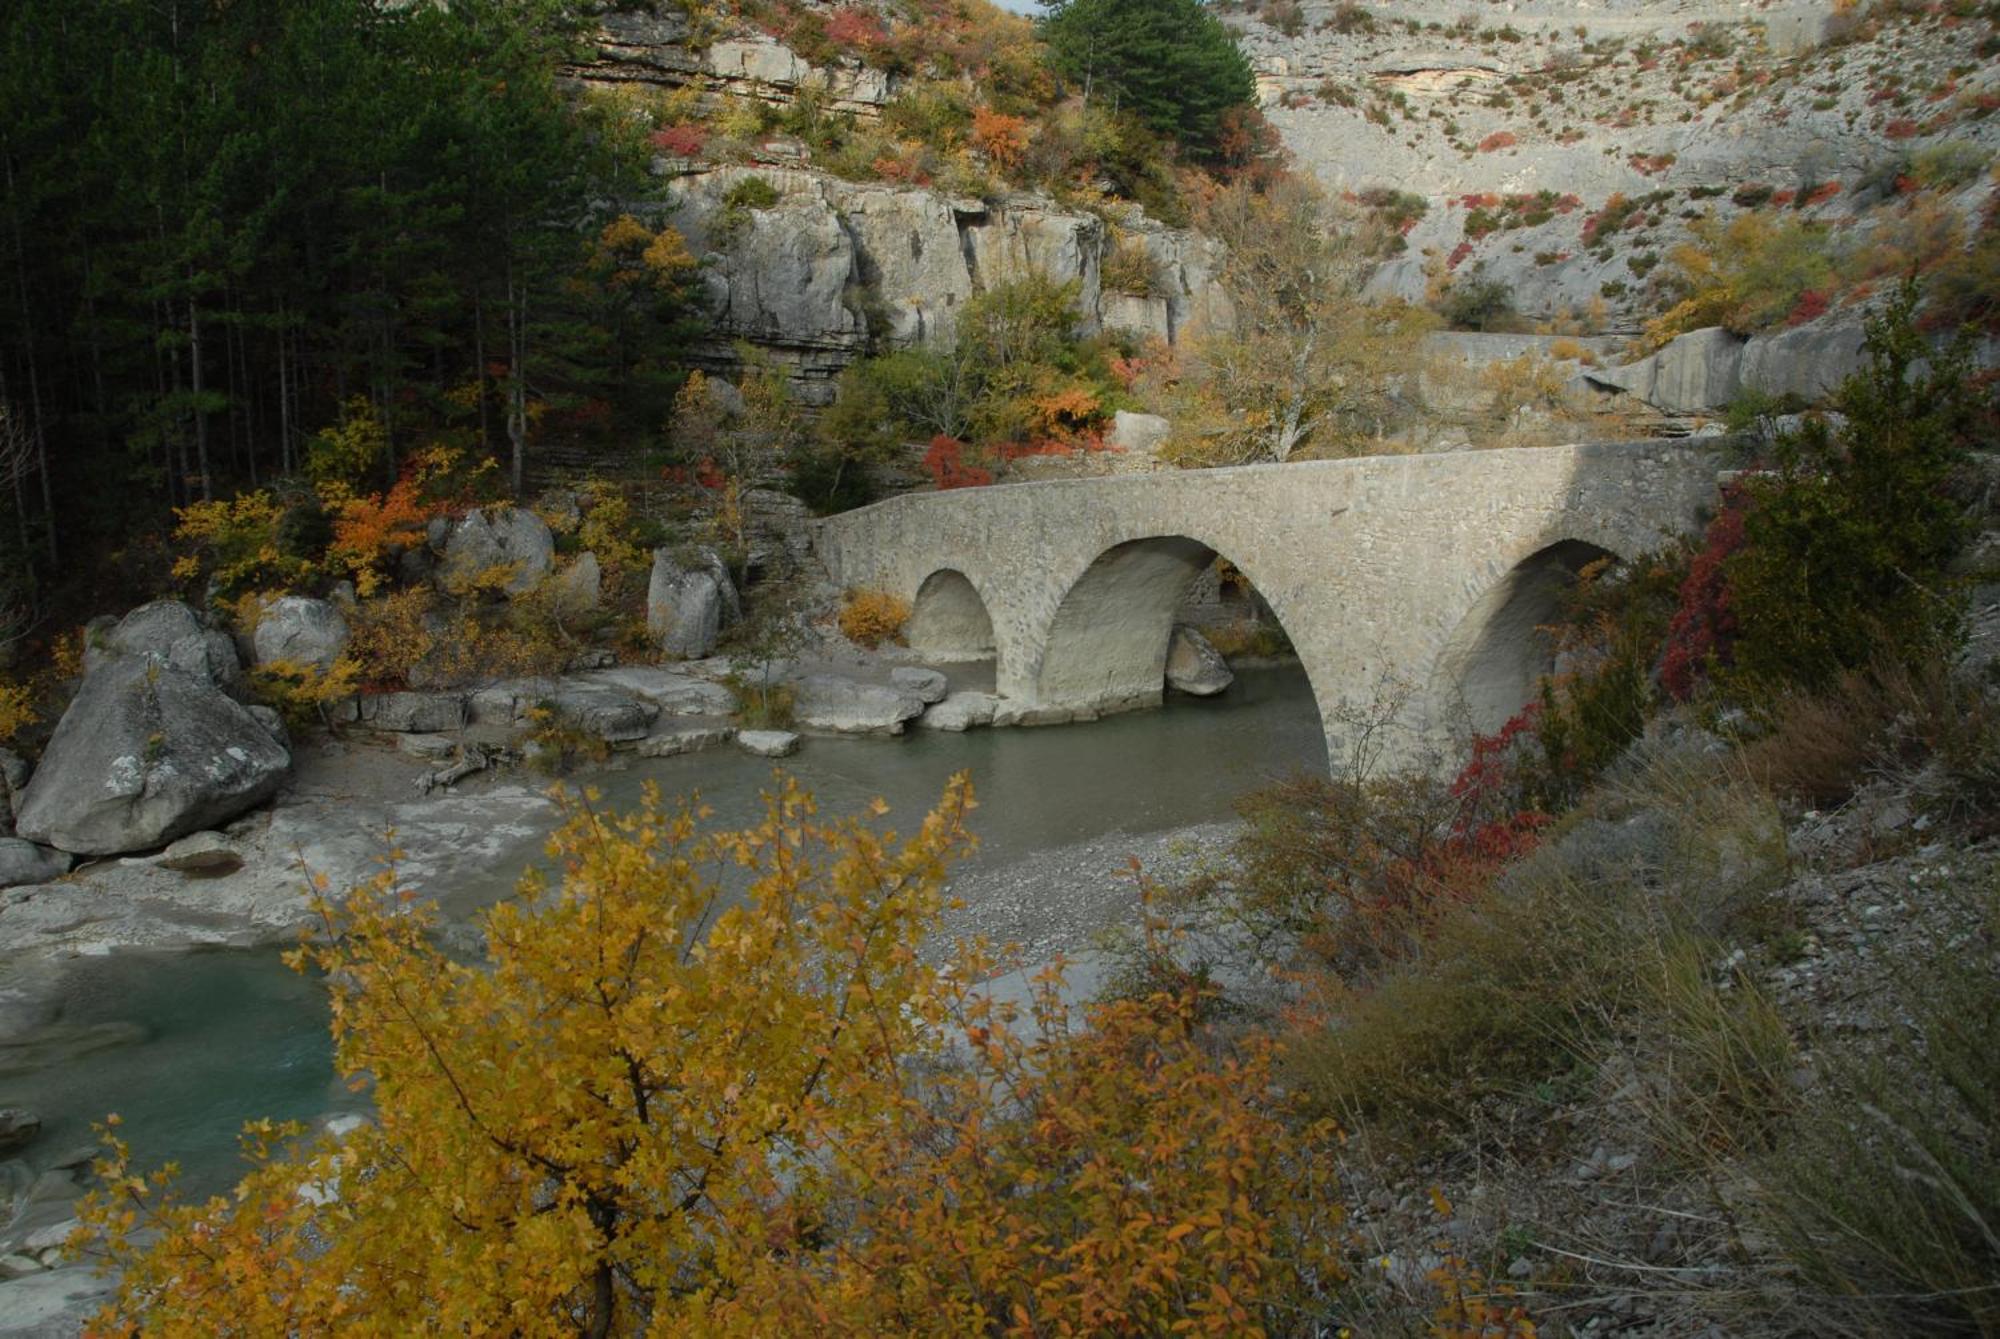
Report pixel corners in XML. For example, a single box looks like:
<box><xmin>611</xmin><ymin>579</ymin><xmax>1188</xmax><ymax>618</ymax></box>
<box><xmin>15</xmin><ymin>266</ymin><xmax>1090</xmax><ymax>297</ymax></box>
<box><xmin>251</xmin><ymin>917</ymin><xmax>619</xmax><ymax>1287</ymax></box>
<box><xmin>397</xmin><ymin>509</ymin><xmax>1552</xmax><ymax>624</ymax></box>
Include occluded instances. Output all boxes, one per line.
<box><xmin>564</xmin><ymin>12</ymin><xmax>1230</xmax><ymax>402</ymax></box>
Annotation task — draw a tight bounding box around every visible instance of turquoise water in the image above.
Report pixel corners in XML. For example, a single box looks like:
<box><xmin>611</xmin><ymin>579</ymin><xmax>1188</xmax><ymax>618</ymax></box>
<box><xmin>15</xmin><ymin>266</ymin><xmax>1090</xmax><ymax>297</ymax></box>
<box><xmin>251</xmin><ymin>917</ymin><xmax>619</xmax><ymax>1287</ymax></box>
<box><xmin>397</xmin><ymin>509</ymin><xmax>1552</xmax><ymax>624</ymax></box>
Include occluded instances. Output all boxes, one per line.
<box><xmin>3</xmin><ymin>666</ymin><xmax>1322</xmax><ymax>1200</ymax></box>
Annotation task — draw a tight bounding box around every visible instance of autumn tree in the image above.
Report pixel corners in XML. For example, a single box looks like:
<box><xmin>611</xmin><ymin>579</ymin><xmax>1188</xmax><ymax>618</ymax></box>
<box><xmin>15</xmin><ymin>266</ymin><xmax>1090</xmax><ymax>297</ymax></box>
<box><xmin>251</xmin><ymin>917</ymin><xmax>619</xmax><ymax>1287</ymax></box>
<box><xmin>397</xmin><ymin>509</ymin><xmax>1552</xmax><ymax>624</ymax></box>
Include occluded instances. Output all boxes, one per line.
<box><xmin>1159</xmin><ymin>177</ymin><xmax>1432</xmax><ymax>465</ymax></box>
<box><xmin>76</xmin><ymin>776</ymin><xmax>1344</xmax><ymax>1335</ymax></box>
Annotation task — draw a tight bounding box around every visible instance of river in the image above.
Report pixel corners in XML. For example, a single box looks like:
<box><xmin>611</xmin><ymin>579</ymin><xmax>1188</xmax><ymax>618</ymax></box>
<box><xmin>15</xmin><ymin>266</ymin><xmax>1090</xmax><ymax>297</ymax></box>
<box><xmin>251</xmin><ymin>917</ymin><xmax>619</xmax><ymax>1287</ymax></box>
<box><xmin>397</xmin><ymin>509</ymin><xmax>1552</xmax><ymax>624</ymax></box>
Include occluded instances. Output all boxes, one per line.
<box><xmin>1</xmin><ymin>665</ymin><xmax>1322</xmax><ymax>1201</ymax></box>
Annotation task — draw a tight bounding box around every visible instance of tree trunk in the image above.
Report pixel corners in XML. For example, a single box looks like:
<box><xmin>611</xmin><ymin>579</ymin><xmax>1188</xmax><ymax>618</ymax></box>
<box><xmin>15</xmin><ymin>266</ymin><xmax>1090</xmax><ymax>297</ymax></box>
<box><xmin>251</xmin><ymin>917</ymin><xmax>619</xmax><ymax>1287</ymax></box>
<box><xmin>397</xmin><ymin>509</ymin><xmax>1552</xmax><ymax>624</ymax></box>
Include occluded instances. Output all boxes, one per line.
<box><xmin>189</xmin><ymin>295</ymin><xmax>212</xmax><ymax>502</ymax></box>
<box><xmin>505</xmin><ymin>263</ymin><xmax>527</xmax><ymax>497</ymax></box>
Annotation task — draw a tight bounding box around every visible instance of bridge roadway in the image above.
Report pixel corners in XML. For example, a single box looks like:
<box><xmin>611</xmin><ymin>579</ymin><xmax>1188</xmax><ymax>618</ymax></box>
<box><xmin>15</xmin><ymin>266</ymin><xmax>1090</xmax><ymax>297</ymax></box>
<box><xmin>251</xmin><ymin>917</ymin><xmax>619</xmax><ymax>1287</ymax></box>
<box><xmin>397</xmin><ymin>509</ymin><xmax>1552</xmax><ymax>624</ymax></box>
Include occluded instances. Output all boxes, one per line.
<box><xmin>813</xmin><ymin>442</ymin><xmax>1719</xmax><ymax>767</ymax></box>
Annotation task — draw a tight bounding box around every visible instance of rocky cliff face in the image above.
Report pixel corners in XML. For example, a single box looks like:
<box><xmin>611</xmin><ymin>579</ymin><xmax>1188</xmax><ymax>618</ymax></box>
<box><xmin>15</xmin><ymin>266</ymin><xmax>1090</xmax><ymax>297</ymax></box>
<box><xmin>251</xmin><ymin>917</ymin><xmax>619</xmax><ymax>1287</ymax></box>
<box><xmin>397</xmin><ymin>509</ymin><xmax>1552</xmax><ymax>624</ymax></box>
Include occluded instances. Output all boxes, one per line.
<box><xmin>570</xmin><ymin>9</ymin><xmax>897</xmax><ymax>119</ymax></box>
<box><xmin>1230</xmin><ymin>0</ymin><xmax>2000</xmax><ymax>328</ymax></box>
<box><xmin>565</xmin><ymin>14</ymin><xmax>1230</xmax><ymax>402</ymax></box>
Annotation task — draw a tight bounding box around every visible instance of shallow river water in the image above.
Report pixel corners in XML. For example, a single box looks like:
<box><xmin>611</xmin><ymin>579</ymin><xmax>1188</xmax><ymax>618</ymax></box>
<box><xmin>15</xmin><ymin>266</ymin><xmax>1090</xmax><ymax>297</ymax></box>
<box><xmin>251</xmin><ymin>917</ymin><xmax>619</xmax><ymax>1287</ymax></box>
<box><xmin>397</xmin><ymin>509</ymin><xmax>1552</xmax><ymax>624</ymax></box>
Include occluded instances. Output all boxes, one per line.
<box><xmin>3</xmin><ymin>666</ymin><xmax>1322</xmax><ymax>1200</ymax></box>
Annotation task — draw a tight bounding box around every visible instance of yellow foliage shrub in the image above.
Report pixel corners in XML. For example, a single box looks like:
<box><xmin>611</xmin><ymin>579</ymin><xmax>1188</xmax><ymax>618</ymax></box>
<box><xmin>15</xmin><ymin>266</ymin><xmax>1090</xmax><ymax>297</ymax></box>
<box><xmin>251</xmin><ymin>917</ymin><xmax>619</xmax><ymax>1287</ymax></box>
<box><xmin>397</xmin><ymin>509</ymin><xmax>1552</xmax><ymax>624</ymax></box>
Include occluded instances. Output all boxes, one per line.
<box><xmin>1547</xmin><ymin>336</ymin><xmax>1597</xmax><ymax>366</ymax></box>
<box><xmin>304</xmin><ymin>397</ymin><xmax>387</xmax><ymax>487</ymax></box>
<box><xmin>248</xmin><ymin>657</ymin><xmax>362</xmax><ymax>732</ymax></box>
<box><xmin>838</xmin><ymin>588</ymin><xmax>910</xmax><ymax>648</ymax></box>
<box><xmin>0</xmin><ymin>677</ymin><xmax>35</xmax><ymax>747</ymax></box>
<box><xmin>171</xmin><ymin>491</ymin><xmax>317</xmax><ymax>597</ymax></box>
<box><xmin>76</xmin><ymin>776</ymin><xmax>1349</xmax><ymax>1336</ymax></box>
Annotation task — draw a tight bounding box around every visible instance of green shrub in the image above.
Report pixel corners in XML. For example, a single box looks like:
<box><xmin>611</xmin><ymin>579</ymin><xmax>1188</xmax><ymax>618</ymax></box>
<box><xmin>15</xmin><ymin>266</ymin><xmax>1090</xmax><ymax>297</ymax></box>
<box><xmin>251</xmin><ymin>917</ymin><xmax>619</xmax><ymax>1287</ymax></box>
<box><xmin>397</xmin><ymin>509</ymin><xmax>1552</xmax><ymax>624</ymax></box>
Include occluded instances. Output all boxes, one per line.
<box><xmin>1908</xmin><ymin>139</ymin><xmax>1993</xmax><ymax>190</ymax></box>
<box><xmin>1723</xmin><ymin>287</ymin><xmax>1978</xmax><ymax>696</ymax></box>
<box><xmin>1435</xmin><ymin>266</ymin><xmax>1517</xmax><ymax>330</ymax></box>
<box><xmin>721</xmin><ymin>175</ymin><xmax>781</xmax><ymax>211</ymax></box>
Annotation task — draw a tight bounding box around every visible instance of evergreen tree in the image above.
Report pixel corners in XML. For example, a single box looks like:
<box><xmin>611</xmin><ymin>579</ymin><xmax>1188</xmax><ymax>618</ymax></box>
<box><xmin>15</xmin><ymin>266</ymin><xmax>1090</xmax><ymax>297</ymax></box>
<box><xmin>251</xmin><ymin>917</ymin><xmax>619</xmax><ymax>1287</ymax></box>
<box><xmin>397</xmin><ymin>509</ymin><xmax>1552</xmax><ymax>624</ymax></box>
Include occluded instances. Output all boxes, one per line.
<box><xmin>1039</xmin><ymin>0</ymin><xmax>1254</xmax><ymax>156</ymax></box>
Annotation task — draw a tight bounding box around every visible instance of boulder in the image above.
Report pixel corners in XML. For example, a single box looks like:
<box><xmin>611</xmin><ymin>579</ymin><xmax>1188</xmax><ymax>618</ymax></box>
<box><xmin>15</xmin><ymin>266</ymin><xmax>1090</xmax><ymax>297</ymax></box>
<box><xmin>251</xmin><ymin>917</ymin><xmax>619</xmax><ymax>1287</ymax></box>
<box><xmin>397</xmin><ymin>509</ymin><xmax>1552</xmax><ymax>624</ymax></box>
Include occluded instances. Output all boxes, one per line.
<box><xmin>736</xmin><ymin>729</ymin><xmax>800</xmax><ymax>758</ymax></box>
<box><xmin>1108</xmin><ymin>411</ymin><xmax>1172</xmax><ymax>457</ymax></box>
<box><xmin>0</xmin><ymin>1110</ymin><xmax>39</xmax><ymax>1157</ymax></box>
<box><xmin>0</xmin><ymin>1262</ymin><xmax>116</xmax><ymax>1336</ymax></box>
<box><xmin>251</xmin><ymin>596</ymin><xmax>350</xmax><ymax>670</ymax></box>
<box><xmin>552</xmin><ymin>553</ymin><xmax>602</xmax><ymax>619</ymax></box>
<box><xmin>0</xmin><ymin>749</ymin><xmax>25</xmax><ymax>838</ymax></box>
<box><xmin>396</xmin><ymin>733</ymin><xmax>459</xmax><ymax>761</ymax></box>
<box><xmin>156</xmin><ymin>830</ymin><xmax>244</xmax><ymax>875</ymax></box>
<box><xmin>545</xmin><ymin>687</ymin><xmax>658</xmax><ymax>744</ymax></box>
<box><xmin>439</xmin><ymin>507</ymin><xmax>555</xmax><ymax>597</ymax></box>
<box><xmin>12</xmin><ymin>658</ymin><xmax>290</xmax><ymax>857</ymax></box>
<box><xmin>636</xmin><ymin>723</ymin><xmax>736</xmax><ymax>758</ymax></box>
<box><xmin>85</xmin><ymin>600</ymin><xmax>245</xmax><ymax>697</ymax></box>
<box><xmin>1584</xmin><ymin>327</ymin><xmax>1744</xmax><ymax>414</ymax></box>
<box><xmin>792</xmin><ymin>675</ymin><xmax>925</xmax><ymax>735</ymax></box>
<box><xmin>356</xmin><ymin>691</ymin><xmax>467</xmax><ymax>734</ymax></box>
<box><xmin>246</xmin><ymin>704</ymin><xmax>290</xmax><ymax>748</ymax></box>
<box><xmin>889</xmin><ymin>666</ymin><xmax>949</xmax><ymax>704</ymax></box>
<box><xmin>647</xmin><ymin>548</ymin><xmax>737</xmax><ymax>658</ymax></box>
<box><xmin>1165</xmin><ymin>625</ymin><xmax>1233</xmax><ymax>697</ymax></box>
<box><xmin>919</xmin><ymin>691</ymin><xmax>1001</xmax><ymax>732</ymax></box>
<box><xmin>0</xmin><ymin>841</ymin><xmax>68</xmax><ymax>890</ymax></box>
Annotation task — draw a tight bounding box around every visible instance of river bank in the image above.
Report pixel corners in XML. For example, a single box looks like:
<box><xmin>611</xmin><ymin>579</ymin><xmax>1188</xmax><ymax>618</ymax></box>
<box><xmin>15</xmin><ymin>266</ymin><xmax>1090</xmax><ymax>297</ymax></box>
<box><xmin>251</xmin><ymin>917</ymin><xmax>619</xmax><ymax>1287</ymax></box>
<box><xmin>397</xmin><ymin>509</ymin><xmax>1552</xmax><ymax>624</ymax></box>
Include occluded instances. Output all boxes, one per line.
<box><xmin>0</xmin><ymin>660</ymin><xmax>1318</xmax><ymax>1330</ymax></box>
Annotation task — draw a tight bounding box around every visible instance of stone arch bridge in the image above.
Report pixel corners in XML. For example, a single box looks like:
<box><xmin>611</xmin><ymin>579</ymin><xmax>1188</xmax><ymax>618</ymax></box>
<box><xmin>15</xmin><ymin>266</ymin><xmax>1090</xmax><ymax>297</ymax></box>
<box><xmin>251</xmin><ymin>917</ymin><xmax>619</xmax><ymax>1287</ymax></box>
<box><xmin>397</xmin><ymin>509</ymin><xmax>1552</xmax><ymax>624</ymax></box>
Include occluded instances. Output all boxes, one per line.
<box><xmin>814</xmin><ymin>443</ymin><xmax>1720</xmax><ymax>768</ymax></box>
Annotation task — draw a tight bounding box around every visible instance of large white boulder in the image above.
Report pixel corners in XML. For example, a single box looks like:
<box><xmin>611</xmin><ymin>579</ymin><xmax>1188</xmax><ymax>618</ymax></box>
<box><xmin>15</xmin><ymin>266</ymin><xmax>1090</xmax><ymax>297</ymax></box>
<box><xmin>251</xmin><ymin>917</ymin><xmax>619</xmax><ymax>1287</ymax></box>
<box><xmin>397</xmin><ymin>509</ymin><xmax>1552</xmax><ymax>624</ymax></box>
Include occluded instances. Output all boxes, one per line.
<box><xmin>791</xmin><ymin>676</ymin><xmax>925</xmax><ymax>736</ymax></box>
<box><xmin>919</xmin><ymin>691</ymin><xmax>1002</xmax><ymax>732</ymax></box>
<box><xmin>251</xmin><ymin>596</ymin><xmax>350</xmax><ymax>670</ymax></box>
<box><xmin>647</xmin><ymin>548</ymin><xmax>737</xmax><ymax>659</ymax></box>
<box><xmin>1165</xmin><ymin>625</ymin><xmax>1233</xmax><ymax>697</ymax></box>
<box><xmin>889</xmin><ymin>667</ymin><xmax>949</xmax><ymax>704</ymax></box>
<box><xmin>14</xmin><ymin>658</ymin><xmax>290</xmax><ymax>856</ymax></box>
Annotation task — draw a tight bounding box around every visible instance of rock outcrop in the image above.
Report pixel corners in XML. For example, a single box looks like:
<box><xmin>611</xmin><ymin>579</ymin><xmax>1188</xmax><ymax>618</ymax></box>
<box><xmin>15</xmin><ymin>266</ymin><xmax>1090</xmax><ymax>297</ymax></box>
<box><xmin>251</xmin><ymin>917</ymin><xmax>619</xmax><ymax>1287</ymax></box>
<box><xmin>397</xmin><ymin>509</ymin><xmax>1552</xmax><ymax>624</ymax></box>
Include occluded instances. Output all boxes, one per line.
<box><xmin>664</xmin><ymin>167</ymin><xmax>1227</xmax><ymax>402</ymax></box>
<box><xmin>1582</xmin><ymin>321</ymin><xmax>1902</xmax><ymax>414</ymax></box>
<box><xmin>570</xmin><ymin>11</ymin><xmax>895</xmax><ymax>120</ymax></box>
<box><xmin>439</xmin><ymin>507</ymin><xmax>555</xmax><ymax>597</ymax></box>
<box><xmin>14</xmin><ymin>658</ymin><xmax>290</xmax><ymax>856</ymax></box>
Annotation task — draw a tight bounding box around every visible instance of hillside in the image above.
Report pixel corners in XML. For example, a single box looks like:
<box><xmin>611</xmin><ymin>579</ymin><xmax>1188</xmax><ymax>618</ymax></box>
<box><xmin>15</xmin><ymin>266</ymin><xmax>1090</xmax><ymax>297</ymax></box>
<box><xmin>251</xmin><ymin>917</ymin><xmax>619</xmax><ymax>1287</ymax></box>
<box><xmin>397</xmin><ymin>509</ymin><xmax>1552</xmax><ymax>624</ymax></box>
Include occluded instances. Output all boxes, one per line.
<box><xmin>1232</xmin><ymin>0</ymin><xmax>2000</xmax><ymax>335</ymax></box>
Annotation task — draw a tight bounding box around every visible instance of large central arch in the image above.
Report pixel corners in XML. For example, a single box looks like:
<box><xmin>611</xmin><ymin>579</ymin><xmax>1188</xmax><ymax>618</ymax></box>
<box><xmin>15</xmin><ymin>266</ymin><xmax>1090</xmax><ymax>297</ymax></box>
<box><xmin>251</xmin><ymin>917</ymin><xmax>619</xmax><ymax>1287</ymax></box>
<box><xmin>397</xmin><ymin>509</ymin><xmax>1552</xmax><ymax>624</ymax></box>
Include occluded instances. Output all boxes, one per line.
<box><xmin>1033</xmin><ymin>537</ymin><xmax>1216</xmax><ymax>712</ymax></box>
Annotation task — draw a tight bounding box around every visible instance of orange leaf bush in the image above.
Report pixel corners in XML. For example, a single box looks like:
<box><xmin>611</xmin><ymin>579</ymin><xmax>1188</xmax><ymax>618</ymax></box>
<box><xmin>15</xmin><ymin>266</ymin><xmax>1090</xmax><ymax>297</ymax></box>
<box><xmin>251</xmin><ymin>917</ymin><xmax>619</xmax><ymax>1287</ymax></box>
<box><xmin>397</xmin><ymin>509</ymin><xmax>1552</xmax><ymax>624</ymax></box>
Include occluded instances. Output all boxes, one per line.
<box><xmin>837</xmin><ymin>587</ymin><xmax>911</xmax><ymax>648</ymax></box>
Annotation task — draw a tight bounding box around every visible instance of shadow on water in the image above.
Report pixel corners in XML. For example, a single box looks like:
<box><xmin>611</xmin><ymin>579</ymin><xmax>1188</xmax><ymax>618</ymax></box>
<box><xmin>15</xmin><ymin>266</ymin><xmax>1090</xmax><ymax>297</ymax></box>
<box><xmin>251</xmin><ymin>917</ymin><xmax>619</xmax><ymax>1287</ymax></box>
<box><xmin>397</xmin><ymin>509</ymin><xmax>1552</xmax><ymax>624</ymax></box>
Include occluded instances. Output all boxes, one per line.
<box><xmin>6</xmin><ymin>665</ymin><xmax>1321</xmax><ymax>1200</ymax></box>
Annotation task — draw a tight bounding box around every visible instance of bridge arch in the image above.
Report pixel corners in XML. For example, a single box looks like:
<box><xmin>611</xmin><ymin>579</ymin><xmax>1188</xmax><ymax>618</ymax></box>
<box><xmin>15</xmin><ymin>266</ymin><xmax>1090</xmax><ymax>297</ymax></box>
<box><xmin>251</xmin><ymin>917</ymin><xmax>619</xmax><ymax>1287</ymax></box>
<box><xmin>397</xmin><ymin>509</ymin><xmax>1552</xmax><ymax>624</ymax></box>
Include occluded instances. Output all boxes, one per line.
<box><xmin>905</xmin><ymin>568</ymin><xmax>996</xmax><ymax>661</ymax></box>
<box><xmin>1430</xmin><ymin>538</ymin><xmax>1618</xmax><ymax>736</ymax></box>
<box><xmin>1029</xmin><ymin>533</ymin><xmax>1327</xmax><ymax>733</ymax></box>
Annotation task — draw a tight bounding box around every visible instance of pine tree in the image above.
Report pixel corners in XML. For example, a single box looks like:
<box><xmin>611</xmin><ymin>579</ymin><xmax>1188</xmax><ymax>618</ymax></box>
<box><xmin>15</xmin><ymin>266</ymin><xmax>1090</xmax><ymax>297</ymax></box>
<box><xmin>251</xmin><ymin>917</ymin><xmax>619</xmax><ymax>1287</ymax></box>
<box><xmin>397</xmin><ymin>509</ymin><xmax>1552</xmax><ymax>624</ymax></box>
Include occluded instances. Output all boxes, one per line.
<box><xmin>1039</xmin><ymin>0</ymin><xmax>1255</xmax><ymax>157</ymax></box>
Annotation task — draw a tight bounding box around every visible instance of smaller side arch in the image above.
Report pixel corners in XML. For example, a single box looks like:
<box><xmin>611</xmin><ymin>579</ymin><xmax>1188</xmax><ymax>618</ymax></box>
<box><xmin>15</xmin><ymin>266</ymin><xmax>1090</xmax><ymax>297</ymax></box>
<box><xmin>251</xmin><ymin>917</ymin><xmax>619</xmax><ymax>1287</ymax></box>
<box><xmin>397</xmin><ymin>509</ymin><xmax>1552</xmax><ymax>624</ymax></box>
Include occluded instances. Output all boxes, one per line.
<box><xmin>1432</xmin><ymin>539</ymin><xmax>1617</xmax><ymax>736</ymax></box>
<box><xmin>905</xmin><ymin>568</ymin><xmax>996</xmax><ymax>661</ymax></box>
